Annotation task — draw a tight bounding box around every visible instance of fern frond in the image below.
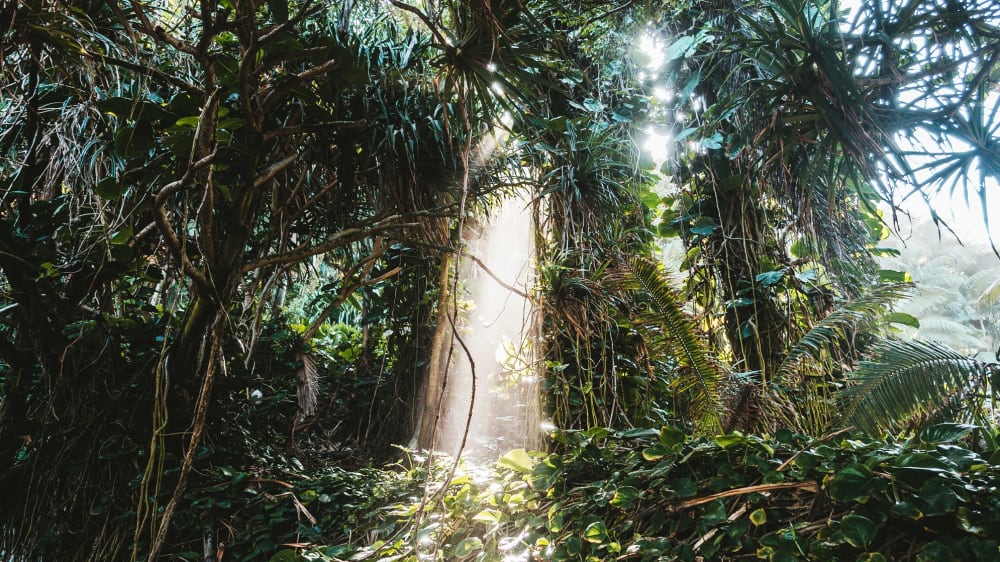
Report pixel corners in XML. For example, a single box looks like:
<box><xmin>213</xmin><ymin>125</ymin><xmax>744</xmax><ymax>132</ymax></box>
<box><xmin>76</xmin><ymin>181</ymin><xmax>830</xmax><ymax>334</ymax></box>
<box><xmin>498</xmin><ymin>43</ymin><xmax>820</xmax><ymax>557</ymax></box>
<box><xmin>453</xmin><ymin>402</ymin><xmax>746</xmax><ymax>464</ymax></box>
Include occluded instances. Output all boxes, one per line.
<box><xmin>777</xmin><ymin>282</ymin><xmax>914</xmax><ymax>381</ymax></box>
<box><xmin>614</xmin><ymin>256</ymin><xmax>725</xmax><ymax>433</ymax></box>
<box><xmin>839</xmin><ymin>339</ymin><xmax>989</xmax><ymax>436</ymax></box>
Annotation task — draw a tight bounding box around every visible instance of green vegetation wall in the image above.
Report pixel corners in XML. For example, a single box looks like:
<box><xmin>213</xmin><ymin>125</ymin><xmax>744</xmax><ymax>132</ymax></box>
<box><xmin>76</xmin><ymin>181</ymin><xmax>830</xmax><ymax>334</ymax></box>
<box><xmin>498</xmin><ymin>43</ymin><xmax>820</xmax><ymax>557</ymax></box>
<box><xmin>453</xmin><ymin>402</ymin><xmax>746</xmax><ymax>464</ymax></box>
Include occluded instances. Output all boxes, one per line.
<box><xmin>3</xmin><ymin>0</ymin><xmax>1000</xmax><ymax>560</ymax></box>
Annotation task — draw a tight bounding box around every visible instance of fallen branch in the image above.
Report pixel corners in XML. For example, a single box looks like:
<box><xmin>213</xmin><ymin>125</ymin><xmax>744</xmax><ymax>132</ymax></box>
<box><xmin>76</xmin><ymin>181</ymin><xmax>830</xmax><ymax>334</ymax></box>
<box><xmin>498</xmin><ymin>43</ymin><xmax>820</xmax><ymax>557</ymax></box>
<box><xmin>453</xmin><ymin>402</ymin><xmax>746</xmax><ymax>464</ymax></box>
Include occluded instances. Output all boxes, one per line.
<box><xmin>679</xmin><ymin>480</ymin><xmax>819</xmax><ymax>510</ymax></box>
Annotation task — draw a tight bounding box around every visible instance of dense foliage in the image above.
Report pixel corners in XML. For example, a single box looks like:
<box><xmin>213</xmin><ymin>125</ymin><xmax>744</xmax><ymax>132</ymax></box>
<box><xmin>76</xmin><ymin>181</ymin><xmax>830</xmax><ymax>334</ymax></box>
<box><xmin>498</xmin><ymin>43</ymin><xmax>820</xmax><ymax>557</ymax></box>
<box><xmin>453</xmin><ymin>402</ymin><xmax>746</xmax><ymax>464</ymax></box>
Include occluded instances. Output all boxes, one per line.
<box><xmin>2</xmin><ymin>0</ymin><xmax>1000</xmax><ymax>560</ymax></box>
<box><xmin>170</xmin><ymin>426</ymin><xmax>1000</xmax><ymax>561</ymax></box>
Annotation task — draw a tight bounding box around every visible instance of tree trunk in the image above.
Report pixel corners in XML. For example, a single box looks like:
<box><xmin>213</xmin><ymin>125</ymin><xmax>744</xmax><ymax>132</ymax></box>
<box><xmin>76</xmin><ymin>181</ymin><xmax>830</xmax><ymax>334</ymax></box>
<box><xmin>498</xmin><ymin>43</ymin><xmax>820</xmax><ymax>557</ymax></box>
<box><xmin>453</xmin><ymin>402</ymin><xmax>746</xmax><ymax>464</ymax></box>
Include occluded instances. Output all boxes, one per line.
<box><xmin>415</xmin><ymin>252</ymin><xmax>454</xmax><ymax>450</ymax></box>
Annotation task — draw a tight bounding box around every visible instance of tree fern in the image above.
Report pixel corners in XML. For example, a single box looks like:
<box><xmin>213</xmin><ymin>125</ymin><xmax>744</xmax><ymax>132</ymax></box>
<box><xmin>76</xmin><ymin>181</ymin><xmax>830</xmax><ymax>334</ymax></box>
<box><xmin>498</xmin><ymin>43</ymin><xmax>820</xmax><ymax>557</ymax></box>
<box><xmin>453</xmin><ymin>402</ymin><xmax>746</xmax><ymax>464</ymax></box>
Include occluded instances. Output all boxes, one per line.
<box><xmin>840</xmin><ymin>339</ymin><xmax>993</xmax><ymax>436</ymax></box>
<box><xmin>613</xmin><ymin>256</ymin><xmax>725</xmax><ymax>434</ymax></box>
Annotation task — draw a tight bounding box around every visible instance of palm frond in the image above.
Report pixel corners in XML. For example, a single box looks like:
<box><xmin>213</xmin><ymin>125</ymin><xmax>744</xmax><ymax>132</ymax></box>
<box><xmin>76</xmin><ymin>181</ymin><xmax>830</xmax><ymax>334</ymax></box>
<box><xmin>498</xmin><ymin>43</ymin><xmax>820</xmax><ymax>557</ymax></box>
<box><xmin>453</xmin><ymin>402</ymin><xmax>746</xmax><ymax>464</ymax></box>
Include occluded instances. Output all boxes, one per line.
<box><xmin>840</xmin><ymin>339</ymin><xmax>990</xmax><ymax>436</ymax></box>
<box><xmin>777</xmin><ymin>282</ymin><xmax>914</xmax><ymax>380</ymax></box>
<box><xmin>614</xmin><ymin>255</ymin><xmax>725</xmax><ymax>433</ymax></box>
<box><xmin>963</xmin><ymin>267</ymin><xmax>1000</xmax><ymax>300</ymax></box>
<box><xmin>978</xmin><ymin>277</ymin><xmax>1000</xmax><ymax>311</ymax></box>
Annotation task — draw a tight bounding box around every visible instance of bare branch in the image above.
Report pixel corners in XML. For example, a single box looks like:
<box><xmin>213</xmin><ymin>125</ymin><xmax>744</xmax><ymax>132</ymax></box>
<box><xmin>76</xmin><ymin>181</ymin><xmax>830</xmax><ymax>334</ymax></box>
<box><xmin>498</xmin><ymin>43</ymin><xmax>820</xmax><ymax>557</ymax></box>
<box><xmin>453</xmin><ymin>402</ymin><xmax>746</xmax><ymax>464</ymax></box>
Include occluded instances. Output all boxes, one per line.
<box><xmin>241</xmin><ymin>216</ymin><xmax>415</xmax><ymax>272</ymax></box>
<box><xmin>387</xmin><ymin>0</ymin><xmax>448</xmax><ymax>46</ymax></box>
<box><xmin>254</xmin><ymin>153</ymin><xmax>299</xmax><ymax>188</ymax></box>
<box><xmin>92</xmin><ymin>54</ymin><xmax>204</xmax><ymax>95</ymax></box>
<box><xmin>127</xmin><ymin>0</ymin><xmax>199</xmax><ymax>56</ymax></box>
<box><xmin>462</xmin><ymin>251</ymin><xmax>532</xmax><ymax>300</ymax></box>
<box><xmin>302</xmin><ymin>239</ymin><xmax>393</xmax><ymax>340</ymax></box>
<box><xmin>262</xmin><ymin>120</ymin><xmax>366</xmax><ymax>142</ymax></box>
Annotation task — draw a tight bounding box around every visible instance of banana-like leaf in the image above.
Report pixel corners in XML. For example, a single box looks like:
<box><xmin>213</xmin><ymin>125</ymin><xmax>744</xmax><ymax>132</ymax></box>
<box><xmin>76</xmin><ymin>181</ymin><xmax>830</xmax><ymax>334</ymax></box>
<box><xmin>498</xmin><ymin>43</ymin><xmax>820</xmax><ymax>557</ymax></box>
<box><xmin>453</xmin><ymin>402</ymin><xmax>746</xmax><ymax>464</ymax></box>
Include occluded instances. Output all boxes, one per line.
<box><xmin>840</xmin><ymin>339</ymin><xmax>990</xmax><ymax>436</ymax></box>
<box><xmin>613</xmin><ymin>256</ymin><xmax>725</xmax><ymax>433</ymax></box>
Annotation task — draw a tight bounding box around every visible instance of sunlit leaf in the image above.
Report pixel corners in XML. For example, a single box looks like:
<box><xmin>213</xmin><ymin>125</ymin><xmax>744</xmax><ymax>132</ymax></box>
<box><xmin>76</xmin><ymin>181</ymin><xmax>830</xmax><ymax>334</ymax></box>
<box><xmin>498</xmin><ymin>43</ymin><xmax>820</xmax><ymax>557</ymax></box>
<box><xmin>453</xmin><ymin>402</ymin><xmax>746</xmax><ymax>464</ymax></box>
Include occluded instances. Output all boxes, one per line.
<box><xmin>884</xmin><ymin>312</ymin><xmax>920</xmax><ymax>329</ymax></box>
<box><xmin>609</xmin><ymin>486</ymin><xmax>640</xmax><ymax>508</ymax></box>
<box><xmin>453</xmin><ymin>537</ymin><xmax>482</xmax><ymax>558</ymax></box>
<box><xmin>664</xmin><ymin>35</ymin><xmax>696</xmax><ymax>61</ymax></box>
<box><xmin>498</xmin><ymin>449</ymin><xmax>533</xmax><ymax>473</ymax></box>
<box><xmin>583</xmin><ymin>520</ymin><xmax>608</xmax><ymax>543</ymax></box>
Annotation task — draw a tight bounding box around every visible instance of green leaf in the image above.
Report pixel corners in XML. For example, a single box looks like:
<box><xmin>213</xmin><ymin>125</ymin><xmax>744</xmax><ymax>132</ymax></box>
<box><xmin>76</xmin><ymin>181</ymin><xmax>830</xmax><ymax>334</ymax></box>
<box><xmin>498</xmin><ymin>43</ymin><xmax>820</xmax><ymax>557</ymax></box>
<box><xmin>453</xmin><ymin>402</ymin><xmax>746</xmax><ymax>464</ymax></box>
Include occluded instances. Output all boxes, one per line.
<box><xmin>582</xmin><ymin>98</ymin><xmax>604</xmax><ymax>112</ymax></box>
<box><xmin>778</xmin><ymin>283</ymin><xmax>913</xmax><ymax>381</ymax></box>
<box><xmin>701</xmin><ymin>499</ymin><xmax>727</xmax><ymax>524</ymax></box>
<box><xmin>530</xmin><ymin>458</ymin><xmax>562</xmax><ymax>491</ymax></box>
<box><xmin>584</xmin><ymin>520</ymin><xmax>608</xmax><ymax>543</ymax></box>
<box><xmin>96</xmin><ymin>177</ymin><xmax>126</xmax><ymax>200</ymax></box>
<box><xmin>956</xmin><ymin>506</ymin><xmax>987</xmax><ymax>536</ymax></box>
<box><xmin>916</xmin><ymin>541</ymin><xmax>956</xmax><ymax>562</ymax></box>
<box><xmin>673</xmin><ymin>478</ymin><xmax>697</xmax><ymax>498</ymax></box>
<box><xmin>614</xmin><ymin>257</ymin><xmax>724</xmax><ymax>433</ymax></box>
<box><xmin>175</xmin><ymin>115</ymin><xmax>201</xmax><ymax>128</ymax></box>
<box><xmin>794</xmin><ymin>269</ymin><xmax>817</xmax><ymax>283</ymax></box>
<box><xmin>98</xmin><ymin>97</ymin><xmax>168</xmax><ymax>121</ymax></box>
<box><xmin>893</xmin><ymin>452</ymin><xmax>951</xmax><ymax>472</ymax></box>
<box><xmin>700</xmin><ymin>132</ymin><xmax>724</xmax><ymax>150</ymax></box>
<box><xmin>755</xmin><ymin>269</ymin><xmax>786</xmax><ymax>287</ymax></box>
<box><xmin>471</xmin><ymin>509</ymin><xmax>502</xmax><ymax>523</ymax></box>
<box><xmin>498</xmin><ymin>449</ymin><xmax>533</xmax><ymax>473</ymax></box>
<box><xmin>856</xmin><ymin>553</ymin><xmax>887</xmax><ymax>562</ymax></box>
<box><xmin>841</xmin><ymin>339</ymin><xmax>987</xmax><ymax>436</ymax></box>
<box><xmin>618</xmin><ymin>428</ymin><xmax>659</xmax><ymax>439</ymax></box>
<box><xmin>268</xmin><ymin>549</ymin><xmax>303</xmax><ymax>562</ymax></box>
<box><xmin>582</xmin><ymin>427</ymin><xmax>611</xmax><ymax>441</ymax></box>
<box><xmin>749</xmin><ymin>507</ymin><xmax>767</xmax><ymax>526</ymax></box>
<box><xmin>566</xmin><ymin>536</ymin><xmax>583</xmax><ymax>554</ymax></box>
<box><xmin>878</xmin><ymin>269</ymin><xmax>912</xmax><ymax>283</ymax></box>
<box><xmin>659</xmin><ymin>426</ymin><xmax>686</xmax><ymax>448</ymax></box>
<box><xmin>840</xmin><ymin>513</ymin><xmax>877</xmax><ymax>549</ymax></box>
<box><xmin>453</xmin><ymin>537</ymin><xmax>482</xmax><ymax>558</ymax></box>
<box><xmin>918</xmin><ymin>478</ymin><xmax>961</xmax><ymax>516</ymax></box>
<box><xmin>642</xmin><ymin>444</ymin><xmax>673</xmax><ymax>461</ymax></box>
<box><xmin>919</xmin><ymin>423</ymin><xmax>977</xmax><ymax>444</ymax></box>
<box><xmin>640</xmin><ymin>191</ymin><xmax>661</xmax><ymax>209</ymax></box>
<box><xmin>890</xmin><ymin>501</ymin><xmax>923</xmax><ymax>520</ymax></box>
<box><xmin>664</xmin><ymin>35</ymin><xmax>696</xmax><ymax>61</ymax></box>
<box><xmin>715</xmin><ymin>433</ymin><xmax>747</xmax><ymax>449</ymax></box>
<box><xmin>218</xmin><ymin>117</ymin><xmax>247</xmax><ymax>130</ymax></box>
<box><xmin>884</xmin><ymin>312</ymin><xmax>920</xmax><ymax>329</ymax></box>
<box><xmin>757</xmin><ymin>546</ymin><xmax>776</xmax><ymax>558</ymax></box>
<box><xmin>826</xmin><ymin>464</ymin><xmax>874</xmax><ymax>502</ymax></box>
<box><xmin>609</xmin><ymin>486</ymin><xmax>640</xmax><ymax>508</ymax></box>
<box><xmin>109</xmin><ymin>227</ymin><xmax>132</xmax><ymax>245</ymax></box>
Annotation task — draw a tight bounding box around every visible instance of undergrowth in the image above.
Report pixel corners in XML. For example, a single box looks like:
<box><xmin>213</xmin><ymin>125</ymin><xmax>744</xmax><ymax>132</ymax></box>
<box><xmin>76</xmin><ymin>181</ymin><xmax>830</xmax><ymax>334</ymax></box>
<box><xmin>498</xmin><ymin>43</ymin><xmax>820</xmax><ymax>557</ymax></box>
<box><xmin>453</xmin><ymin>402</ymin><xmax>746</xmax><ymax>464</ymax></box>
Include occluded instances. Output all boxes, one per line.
<box><xmin>175</xmin><ymin>423</ymin><xmax>1000</xmax><ymax>562</ymax></box>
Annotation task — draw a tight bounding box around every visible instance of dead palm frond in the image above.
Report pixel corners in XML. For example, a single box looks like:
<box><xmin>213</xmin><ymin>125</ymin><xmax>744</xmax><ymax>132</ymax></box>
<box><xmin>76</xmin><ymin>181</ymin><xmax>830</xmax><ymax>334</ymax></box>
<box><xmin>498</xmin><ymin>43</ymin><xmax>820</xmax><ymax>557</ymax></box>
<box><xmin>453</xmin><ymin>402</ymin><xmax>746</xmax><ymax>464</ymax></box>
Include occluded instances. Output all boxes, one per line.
<box><xmin>297</xmin><ymin>351</ymin><xmax>320</xmax><ymax>418</ymax></box>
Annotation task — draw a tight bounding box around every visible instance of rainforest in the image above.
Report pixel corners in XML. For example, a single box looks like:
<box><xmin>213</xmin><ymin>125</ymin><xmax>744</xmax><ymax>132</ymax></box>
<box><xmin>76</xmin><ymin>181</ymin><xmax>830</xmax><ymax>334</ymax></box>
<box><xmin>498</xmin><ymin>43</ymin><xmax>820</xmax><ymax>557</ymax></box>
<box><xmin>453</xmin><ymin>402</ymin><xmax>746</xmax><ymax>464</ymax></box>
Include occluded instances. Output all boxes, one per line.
<box><xmin>3</xmin><ymin>0</ymin><xmax>1000</xmax><ymax>560</ymax></box>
